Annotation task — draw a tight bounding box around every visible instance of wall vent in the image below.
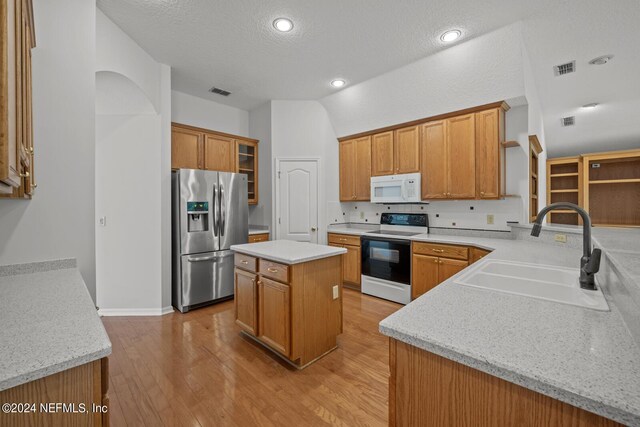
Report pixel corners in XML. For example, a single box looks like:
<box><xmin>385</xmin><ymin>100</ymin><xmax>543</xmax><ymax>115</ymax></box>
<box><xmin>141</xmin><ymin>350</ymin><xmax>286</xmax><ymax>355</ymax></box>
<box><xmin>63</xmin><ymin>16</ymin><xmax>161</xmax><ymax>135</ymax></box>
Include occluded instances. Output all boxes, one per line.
<box><xmin>561</xmin><ymin>116</ymin><xmax>575</xmax><ymax>127</ymax></box>
<box><xmin>554</xmin><ymin>61</ymin><xmax>576</xmax><ymax>76</ymax></box>
<box><xmin>209</xmin><ymin>87</ymin><xmax>232</xmax><ymax>96</ymax></box>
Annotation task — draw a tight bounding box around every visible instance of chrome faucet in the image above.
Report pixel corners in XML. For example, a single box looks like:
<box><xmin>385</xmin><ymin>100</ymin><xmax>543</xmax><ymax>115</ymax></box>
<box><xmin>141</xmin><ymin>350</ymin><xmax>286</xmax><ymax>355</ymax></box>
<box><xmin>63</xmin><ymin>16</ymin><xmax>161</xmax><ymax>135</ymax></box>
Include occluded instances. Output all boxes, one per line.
<box><xmin>531</xmin><ymin>202</ymin><xmax>601</xmax><ymax>291</ymax></box>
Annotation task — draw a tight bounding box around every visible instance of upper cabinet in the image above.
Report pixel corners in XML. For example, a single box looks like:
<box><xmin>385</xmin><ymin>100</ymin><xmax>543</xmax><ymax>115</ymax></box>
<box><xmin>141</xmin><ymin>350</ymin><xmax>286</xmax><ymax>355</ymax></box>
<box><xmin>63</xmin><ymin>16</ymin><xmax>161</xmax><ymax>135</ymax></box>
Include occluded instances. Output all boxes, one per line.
<box><xmin>338</xmin><ymin>102</ymin><xmax>508</xmax><ymax>202</ymax></box>
<box><xmin>339</xmin><ymin>136</ymin><xmax>371</xmax><ymax>201</ymax></box>
<box><xmin>371</xmin><ymin>131</ymin><xmax>394</xmax><ymax>176</ymax></box>
<box><xmin>1</xmin><ymin>0</ymin><xmax>36</xmax><ymax>199</ymax></box>
<box><xmin>371</xmin><ymin>127</ymin><xmax>420</xmax><ymax>176</ymax></box>
<box><xmin>475</xmin><ymin>108</ymin><xmax>505</xmax><ymax>199</ymax></box>
<box><xmin>171</xmin><ymin>123</ymin><xmax>259</xmax><ymax>205</ymax></box>
<box><xmin>204</xmin><ymin>134</ymin><xmax>235</xmax><ymax>172</ymax></box>
<box><xmin>394</xmin><ymin>125</ymin><xmax>420</xmax><ymax>174</ymax></box>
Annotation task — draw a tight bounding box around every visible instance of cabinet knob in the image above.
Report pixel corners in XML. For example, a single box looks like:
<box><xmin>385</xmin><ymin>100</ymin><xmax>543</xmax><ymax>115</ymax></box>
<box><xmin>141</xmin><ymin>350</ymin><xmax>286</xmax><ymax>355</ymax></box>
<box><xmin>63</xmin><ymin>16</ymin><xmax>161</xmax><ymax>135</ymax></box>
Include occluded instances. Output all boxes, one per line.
<box><xmin>20</xmin><ymin>172</ymin><xmax>30</xmax><ymax>178</ymax></box>
<box><xmin>432</xmin><ymin>249</ymin><xmax>444</xmax><ymax>253</ymax></box>
<box><xmin>267</xmin><ymin>267</ymin><xmax>278</xmax><ymax>273</ymax></box>
<box><xmin>241</xmin><ymin>260</ymin><xmax>248</xmax><ymax>265</ymax></box>
<box><xmin>434</xmin><ymin>259</ymin><xmax>438</xmax><ymax>263</ymax></box>
<box><xmin>480</xmin><ymin>191</ymin><xmax>485</xmax><ymax>196</ymax></box>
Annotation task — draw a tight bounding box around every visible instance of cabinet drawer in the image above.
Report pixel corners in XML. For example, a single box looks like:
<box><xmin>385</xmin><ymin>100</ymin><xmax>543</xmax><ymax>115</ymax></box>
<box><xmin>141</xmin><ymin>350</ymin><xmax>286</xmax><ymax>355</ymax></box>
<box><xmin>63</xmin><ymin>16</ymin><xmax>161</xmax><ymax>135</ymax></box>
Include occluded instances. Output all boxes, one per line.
<box><xmin>248</xmin><ymin>233</ymin><xmax>269</xmax><ymax>243</ymax></box>
<box><xmin>413</xmin><ymin>242</ymin><xmax>468</xmax><ymax>260</ymax></box>
<box><xmin>259</xmin><ymin>259</ymin><xmax>290</xmax><ymax>283</ymax></box>
<box><xmin>328</xmin><ymin>233</ymin><xmax>361</xmax><ymax>247</ymax></box>
<box><xmin>235</xmin><ymin>253</ymin><xmax>258</xmax><ymax>272</ymax></box>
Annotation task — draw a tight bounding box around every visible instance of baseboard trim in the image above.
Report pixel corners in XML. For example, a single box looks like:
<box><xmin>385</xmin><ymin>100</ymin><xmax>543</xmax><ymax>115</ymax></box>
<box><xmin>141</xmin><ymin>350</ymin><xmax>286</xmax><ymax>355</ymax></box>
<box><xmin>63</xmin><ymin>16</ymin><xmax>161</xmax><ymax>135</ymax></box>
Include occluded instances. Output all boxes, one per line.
<box><xmin>99</xmin><ymin>306</ymin><xmax>174</xmax><ymax>317</ymax></box>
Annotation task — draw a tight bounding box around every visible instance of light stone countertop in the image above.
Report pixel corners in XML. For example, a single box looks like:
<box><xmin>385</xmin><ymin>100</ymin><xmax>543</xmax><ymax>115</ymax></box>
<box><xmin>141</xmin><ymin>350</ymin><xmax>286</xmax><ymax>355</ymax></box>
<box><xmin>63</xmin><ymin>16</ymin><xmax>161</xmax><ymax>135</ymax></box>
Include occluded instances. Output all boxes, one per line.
<box><xmin>378</xmin><ymin>232</ymin><xmax>640</xmax><ymax>426</ymax></box>
<box><xmin>231</xmin><ymin>240</ymin><xmax>346</xmax><ymax>264</ymax></box>
<box><xmin>248</xmin><ymin>225</ymin><xmax>270</xmax><ymax>235</ymax></box>
<box><xmin>0</xmin><ymin>262</ymin><xmax>112</xmax><ymax>392</ymax></box>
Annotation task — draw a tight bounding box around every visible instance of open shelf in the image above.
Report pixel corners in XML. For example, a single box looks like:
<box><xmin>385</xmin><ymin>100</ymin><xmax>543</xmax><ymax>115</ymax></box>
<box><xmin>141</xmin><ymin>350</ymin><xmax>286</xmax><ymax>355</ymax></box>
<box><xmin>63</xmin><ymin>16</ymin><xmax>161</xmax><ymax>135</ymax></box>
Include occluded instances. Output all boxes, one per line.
<box><xmin>550</xmin><ymin>189</ymin><xmax>578</xmax><ymax>193</ymax></box>
<box><xmin>550</xmin><ymin>173</ymin><xmax>578</xmax><ymax>178</ymax></box>
<box><xmin>502</xmin><ymin>140</ymin><xmax>520</xmax><ymax>148</ymax></box>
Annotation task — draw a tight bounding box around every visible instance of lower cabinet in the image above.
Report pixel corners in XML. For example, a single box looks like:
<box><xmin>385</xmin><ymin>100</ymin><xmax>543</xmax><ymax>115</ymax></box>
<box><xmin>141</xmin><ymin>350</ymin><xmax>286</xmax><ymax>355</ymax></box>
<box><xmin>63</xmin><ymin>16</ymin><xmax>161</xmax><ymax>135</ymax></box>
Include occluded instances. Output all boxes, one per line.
<box><xmin>411</xmin><ymin>242</ymin><xmax>471</xmax><ymax>300</ymax></box>
<box><xmin>234</xmin><ymin>268</ymin><xmax>258</xmax><ymax>335</ymax></box>
<box><xmin>258</xmin><ymin>277</ymin><xmax>291</xmax><ymax>356</ymax></box>
<box><xmin>248</xmin><ymin>233</ymin><xmax>270</xmax><ymax>243</ymax></box>
<box><xmin>328</xmin><ymin>233</ymin><xmax>362</xmax><ymax>290</ymax></box>
<box><xmin>234</xmin><ymin>253</ymin><xmax>343</xmax><ymax>368</ymax></box>
<box><xmin>470</xmin><ymin>247</ymin><xmax>492</xmax><ymax>264</ymax></box>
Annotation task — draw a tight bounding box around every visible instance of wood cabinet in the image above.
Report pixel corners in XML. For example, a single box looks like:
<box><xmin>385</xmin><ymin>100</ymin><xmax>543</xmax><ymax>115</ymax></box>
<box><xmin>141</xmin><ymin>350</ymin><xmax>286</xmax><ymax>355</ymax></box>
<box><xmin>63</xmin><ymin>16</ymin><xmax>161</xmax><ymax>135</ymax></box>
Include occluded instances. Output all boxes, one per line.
<box><xmin>338</xmin><ymin>101</ymin><xmax>508</xmax><ymax>202</ymax></box>
<box><xmin>171</xmin><ymin>123</ymin><xmax>259</xmax><ymax>204</ymax></box>
<box><xmin>339</xmin><ymin>136</ymin><xmax>371</xmax><ymax>201</ymax></box>
<box><xmin>171</xmin><ymin>126</ymin><xmax>202</xmax><ymax>169</ymax></box>
<box><xmin>1</xmin><ymin>0</ymin><xmax>35</xmax><ymax>198</ymax></box>
<box><xmin>420</xmin><ymin>120</ymin><xmax>448</xmax><ymax>199</ymax></box>
<box><xmin>237</xmin><ymin>140</ymin><xmax>258</xmax><ymax>204</ymax></box>
<box><xmin>0</xmin><ymin>358</ymin><xmax>110</xmax><ymax>426</ymax></box>
<box><xmin>234</xmin><ymin>253</ymin><xmax>342</xmax><ymax>368</ymax></box>
<box><xmin>475</xmin><ymin>108</ymin><xmax>505</xmax><ymax>199</ymax></box>
<box><xmin>248</xmin><ymin>233</ymin><xmax>269</xmax><ymax>243</ymax></box>
<box><xmin>371</xmin><ymin>131</ymin><xmax>395</xmax><ymax>176</ymax></box>
<box><xmin>328</xmin><ymin>232</ymin><xmax>362</xmax><ymax>290</ymax></box>
<box><xmin>470</xmin><ymin>247</ymin><xmax>491</xmax><ymax>264</ymax></box>
<box><xmin>234</xmin><ymin>268</ymin><xmax>258</xmax><ymax>335</ymax></box>
<box><xmin>389</xmin><ymin>338</ymin><xmax>622</xmax><ymax>427</ymax></box>
<box><xmin>394</xmin><ymin>126</ymin><xmax>420</xmax><ymax>174</ymax></box>
<box><xmin>258</xmin><ymin>276</ymin><xmax>291</xmax><ymax>356</ymax></box>
<box><xmin>411</xmin><ymin>242</ymin><xmax>469</xmax><ymax>300</ymax></box>
<box><xmin>370</xmin><ymin>127</ymin><xmax>420</xmax><ymax>177</ymax></box>
<box><xmin>447</xmin><ymin>113</ymin><xmax>476</xmax><ymax>199</ymax></box>
<box><xmin>204</xmin><ymin>133</ymin><xmax>235</xmax><ymax>172</ymax></box>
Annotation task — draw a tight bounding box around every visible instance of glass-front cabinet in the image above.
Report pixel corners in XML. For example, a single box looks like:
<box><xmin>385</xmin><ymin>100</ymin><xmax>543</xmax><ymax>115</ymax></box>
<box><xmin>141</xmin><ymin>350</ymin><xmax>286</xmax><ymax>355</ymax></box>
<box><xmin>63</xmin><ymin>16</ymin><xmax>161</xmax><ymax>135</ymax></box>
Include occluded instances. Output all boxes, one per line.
<box><xmin>237</xmin><ymin>140</ymin><xmax>258</xmax><ymax>205</ymax></box>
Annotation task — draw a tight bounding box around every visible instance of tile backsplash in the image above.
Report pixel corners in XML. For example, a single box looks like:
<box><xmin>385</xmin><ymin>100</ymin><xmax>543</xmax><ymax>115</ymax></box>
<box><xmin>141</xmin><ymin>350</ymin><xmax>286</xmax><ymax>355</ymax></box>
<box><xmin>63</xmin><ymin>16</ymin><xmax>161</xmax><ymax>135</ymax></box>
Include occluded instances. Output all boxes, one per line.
<box><xmin>328</xmin><ymin>197</ymin><xmax>523</xmax><ymax>231</ymax></box>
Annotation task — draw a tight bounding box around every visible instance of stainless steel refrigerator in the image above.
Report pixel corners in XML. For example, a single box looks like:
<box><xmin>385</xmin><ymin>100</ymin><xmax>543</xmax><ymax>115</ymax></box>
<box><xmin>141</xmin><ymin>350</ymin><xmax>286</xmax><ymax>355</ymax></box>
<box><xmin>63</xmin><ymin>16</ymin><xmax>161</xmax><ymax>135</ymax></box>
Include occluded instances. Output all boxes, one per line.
<box><xmin>172</xmin><ymin>169</ymin><xmax>248</xmax><ymax>312</ymax></box>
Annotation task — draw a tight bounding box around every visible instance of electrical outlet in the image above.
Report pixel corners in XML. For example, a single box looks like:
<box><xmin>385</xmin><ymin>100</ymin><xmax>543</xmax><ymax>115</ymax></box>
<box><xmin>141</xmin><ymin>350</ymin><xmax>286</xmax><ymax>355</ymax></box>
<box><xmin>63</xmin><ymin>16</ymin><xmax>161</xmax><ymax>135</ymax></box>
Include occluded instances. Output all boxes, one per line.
<box><xmin>332</xmin><ymin>285</ymin><xmax>339</xmax><ymax>300</ymax></box>
<box><xmin>554</xmin><ymin>233</ymin><xmax>567</xmax><ymax>243</ymax></box>
<box><xmin>360</xmin><ymin>211</ymin><xmax>365</xmax><ymax>220</ymax></box>
<box><xmin>487</xmin><ymin>214</ymin><xmax>495</xmax><ymax>225</ymax></box>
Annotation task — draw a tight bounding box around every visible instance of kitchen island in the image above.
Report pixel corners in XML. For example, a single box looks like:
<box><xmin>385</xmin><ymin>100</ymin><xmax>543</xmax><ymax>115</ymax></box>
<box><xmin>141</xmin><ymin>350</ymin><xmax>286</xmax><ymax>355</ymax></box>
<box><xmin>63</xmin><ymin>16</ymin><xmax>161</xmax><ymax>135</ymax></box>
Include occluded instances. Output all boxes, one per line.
<box><xmin>231</xmin><ymin>240</ymin><xmax>346</xmax><ymax>368</ymax></box>
<box><xmin>0</xmin><ymin>260</ymin><xmax>112</xmax><ymax>426</ymax></box>
<box><xmin>378</xmin><ymin>225</ymin><xmax>640</xmax><ymax>426</ymax></box>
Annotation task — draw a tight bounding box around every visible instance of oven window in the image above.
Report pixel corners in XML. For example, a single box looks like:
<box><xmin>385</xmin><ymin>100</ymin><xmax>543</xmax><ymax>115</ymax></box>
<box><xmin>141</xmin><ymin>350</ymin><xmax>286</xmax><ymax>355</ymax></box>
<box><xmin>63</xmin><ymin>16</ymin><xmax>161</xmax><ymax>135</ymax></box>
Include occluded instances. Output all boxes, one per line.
<box><xmin>374</xmin><ymin>185</ymin><xmax>401</xmax><ymax>198</ymax></box>
<box><xmin>361</xmin><ymin>238</ymin><xmax>411</xmax><ymax>285</ymax></box>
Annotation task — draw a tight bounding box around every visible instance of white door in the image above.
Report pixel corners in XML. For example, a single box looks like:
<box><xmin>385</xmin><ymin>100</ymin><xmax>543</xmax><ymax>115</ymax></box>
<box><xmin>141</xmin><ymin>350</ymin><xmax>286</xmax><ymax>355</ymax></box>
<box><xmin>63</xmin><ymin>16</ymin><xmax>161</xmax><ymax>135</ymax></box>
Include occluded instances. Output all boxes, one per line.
<box><xmin>276</xmin><ymin>159</ymin><xmax>319</xmax><ymax>243</ymax></box>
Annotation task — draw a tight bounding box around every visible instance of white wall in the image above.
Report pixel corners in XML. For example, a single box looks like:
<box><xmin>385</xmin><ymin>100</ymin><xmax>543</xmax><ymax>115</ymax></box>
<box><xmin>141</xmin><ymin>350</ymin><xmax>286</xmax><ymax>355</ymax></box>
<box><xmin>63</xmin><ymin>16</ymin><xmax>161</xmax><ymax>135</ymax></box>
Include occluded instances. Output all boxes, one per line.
<box><xmin>0</xmin><ymin>0</ymin><xmax>97</xmax><ymax>298</ymax></box>
<box><xmin>270</xmin><ymin>101</ymin><xmax>339</xmax><ymax>243</ymax></box>
<box><xmin>320</xmin><ymin>23</ymin><xmax>525</xmax><ymax>138</ymax></box>
<box><xmin>171</xmin><ymin>90</ymin><xmax>249</xmax><ymax>137</ymax></box>
<box><xmin>248</xmin><ymin>102</ymin><xmax>272</xmax><ymax>226</ymax></box>
<box><xmin>95</xmin><ymin>9</ymin><xmax>172</xmax><ymax>315</ymax></box>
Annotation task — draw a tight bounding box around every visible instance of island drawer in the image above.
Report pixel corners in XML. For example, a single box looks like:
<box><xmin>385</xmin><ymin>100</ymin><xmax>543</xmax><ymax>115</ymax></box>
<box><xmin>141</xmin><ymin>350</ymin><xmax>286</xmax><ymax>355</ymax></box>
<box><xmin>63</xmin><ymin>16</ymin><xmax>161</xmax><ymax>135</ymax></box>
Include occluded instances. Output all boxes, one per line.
<box><xmin>235</xmin><ymin>253</ymin><xmax>258</xmax><ymax>272</ymax></box>
<box><xmin>259</xmin><ymin>259</ymin><xmax>290</xmax><ymax>283</ymax></box>
<box><xmin>328</xmin><ymin>233</ymin><xmax>361</xmax><ymax>247</ymax></box>
<box><xmin>413</xmin><ymin>242</ymin><xmax>468</xmax><ymax>260</ymax></box>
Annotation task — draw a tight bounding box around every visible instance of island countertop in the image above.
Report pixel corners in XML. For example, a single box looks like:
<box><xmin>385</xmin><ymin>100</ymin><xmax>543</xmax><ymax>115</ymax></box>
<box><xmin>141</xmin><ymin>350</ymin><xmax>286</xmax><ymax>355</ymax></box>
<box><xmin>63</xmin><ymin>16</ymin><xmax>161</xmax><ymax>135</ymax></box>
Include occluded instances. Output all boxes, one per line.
<box><xmin>0</xmin><ymin>260</ymin><xmax>112</xmax><ymax>392</ymax></box>
<box><xmin>231</xmin><ymin>240</ymin><xmax>346</xmax><ymax>264</ymax></box>
<box><xmin>379</xmin><ymin>229</ymin><xmax>640</xmax><ymax>426</ymax></box>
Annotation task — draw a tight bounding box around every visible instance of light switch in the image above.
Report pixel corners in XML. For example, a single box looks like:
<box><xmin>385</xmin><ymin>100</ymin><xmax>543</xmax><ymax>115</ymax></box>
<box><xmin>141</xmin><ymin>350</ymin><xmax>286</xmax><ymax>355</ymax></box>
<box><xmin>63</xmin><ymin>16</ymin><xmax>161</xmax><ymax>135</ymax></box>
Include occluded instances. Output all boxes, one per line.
<box><xmin>332</xmin><ymin>285</ymin><xmax>339</xmax><ymax>300</ymax></box>
<box><xmin>99</xmin><ymin>216</ymin><xmax>107</xmax><ymax>227</ymax></box>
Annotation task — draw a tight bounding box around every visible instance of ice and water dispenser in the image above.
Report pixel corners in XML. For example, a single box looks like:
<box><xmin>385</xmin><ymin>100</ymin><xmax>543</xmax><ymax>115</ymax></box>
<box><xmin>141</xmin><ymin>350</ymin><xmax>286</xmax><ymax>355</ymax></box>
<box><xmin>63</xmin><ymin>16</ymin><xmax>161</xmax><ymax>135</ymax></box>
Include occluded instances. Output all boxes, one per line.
<box><xmin>186</xmin><ymin>201</ymin><xmax>209</xmax><ymax>232</ymax></box>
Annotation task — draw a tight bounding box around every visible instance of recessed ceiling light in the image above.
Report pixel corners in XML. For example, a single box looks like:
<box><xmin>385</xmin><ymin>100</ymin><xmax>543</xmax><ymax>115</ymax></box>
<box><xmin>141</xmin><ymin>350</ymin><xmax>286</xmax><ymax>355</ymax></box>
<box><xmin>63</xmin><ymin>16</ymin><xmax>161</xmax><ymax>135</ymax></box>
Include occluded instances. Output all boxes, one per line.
<box><xmin>273</xmin><ymin>18</ymin><xmax>294</xmax><ymax>32</ymax></box>
<box><xmin>589</xmin><ymin>55</ymin><xmax>613</xmax><ymax>65</ymax></box>
<box><xmin>331</xmin><ymin>79</ymin><xmax>346</xmax><ymax>88</ymax></box>
<box><xmin>440</xmin><ymin>30</ymin><xmax>461</xmax><ymax>43</ymax></box>
<box><xmin>582</xmin><ymin>103</ymin><xmax>599</xmax><ymax>109</ymax></box>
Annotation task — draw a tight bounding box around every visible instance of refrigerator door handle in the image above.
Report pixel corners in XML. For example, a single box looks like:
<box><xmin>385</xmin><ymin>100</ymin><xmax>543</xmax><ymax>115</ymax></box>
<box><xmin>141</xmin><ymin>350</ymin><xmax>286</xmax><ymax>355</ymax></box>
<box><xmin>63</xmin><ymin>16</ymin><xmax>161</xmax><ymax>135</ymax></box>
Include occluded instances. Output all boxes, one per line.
<box><xmin>187</xmin><ymin>255</ymin><xmax>218</xmax><ymax>263</ymax></box>
<box><xmin>220</xmin><ymin>184</ymin><xmax>226</xmax><ymax>236</ymax></box>
<box><xmin>212</xmin><ymin>183</ymin><xmax>219</xmax><ymax>237</ymax></box>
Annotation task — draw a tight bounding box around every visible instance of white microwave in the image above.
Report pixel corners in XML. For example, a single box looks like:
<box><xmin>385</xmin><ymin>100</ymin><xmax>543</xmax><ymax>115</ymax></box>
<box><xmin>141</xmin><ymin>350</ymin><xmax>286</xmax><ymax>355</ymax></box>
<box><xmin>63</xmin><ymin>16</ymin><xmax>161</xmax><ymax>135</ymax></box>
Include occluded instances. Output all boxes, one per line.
<box><xmin>370</xmin><ymin>173</ymin><xmax>421</xmax><ymax>203</ymax></box>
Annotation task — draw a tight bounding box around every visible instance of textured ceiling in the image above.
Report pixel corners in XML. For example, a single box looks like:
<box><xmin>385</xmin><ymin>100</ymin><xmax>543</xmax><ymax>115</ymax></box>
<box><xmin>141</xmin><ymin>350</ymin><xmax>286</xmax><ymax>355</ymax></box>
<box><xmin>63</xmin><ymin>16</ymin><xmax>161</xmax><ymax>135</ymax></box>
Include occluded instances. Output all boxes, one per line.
<box><xmin>521</xmin><ymin>0</ymin><xmax>640</xmax><ymax>157</ymax></box>
<box><xmin>97</xmin><ymin>0</ymin><xmax>551</xmax><ymax>110</ymax></box>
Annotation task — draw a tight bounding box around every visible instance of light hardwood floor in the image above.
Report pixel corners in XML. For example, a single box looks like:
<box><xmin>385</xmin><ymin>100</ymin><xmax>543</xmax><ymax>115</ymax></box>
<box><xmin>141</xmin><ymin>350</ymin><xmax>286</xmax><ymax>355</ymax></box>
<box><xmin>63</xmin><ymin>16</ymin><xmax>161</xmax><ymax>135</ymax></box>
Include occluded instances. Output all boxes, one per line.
<box><xmin>102</xmin><ymin>288</ymin><xmax>401</xmax><ymax>426</ymax></box>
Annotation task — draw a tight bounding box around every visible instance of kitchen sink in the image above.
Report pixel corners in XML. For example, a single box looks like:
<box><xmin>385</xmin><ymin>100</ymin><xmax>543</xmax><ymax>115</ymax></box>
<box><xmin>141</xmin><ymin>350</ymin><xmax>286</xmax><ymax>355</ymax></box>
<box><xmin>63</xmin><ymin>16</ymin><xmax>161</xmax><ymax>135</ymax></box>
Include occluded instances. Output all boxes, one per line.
<box><xmin>454</xmin><ymin>259</ymin><xmax>609</xmax><ymax>311</ymax></box>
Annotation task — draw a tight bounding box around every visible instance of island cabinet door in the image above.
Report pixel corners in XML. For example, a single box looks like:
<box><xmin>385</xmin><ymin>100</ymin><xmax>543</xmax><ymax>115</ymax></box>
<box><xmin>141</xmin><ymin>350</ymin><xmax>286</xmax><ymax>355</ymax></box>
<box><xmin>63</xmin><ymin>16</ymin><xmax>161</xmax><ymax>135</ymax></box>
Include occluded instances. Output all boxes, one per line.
<box><xmin>235</xmin><ymin>268</ymin><xmax>258</xmax><ymax>336</ymax></box>
<box><xmin>411</xmin><ymin>254</ymin><xmax>440</xmax><ymax>300</ymax></box>
<box><xmin>438</xmin><ymin>258</ymin><xmax>468</xmax><ymax>282</ymax></box>
<box><xmin>258</xmin><ymin>277</ymin><xmax>291</xmax><ymax>357</ymax></box>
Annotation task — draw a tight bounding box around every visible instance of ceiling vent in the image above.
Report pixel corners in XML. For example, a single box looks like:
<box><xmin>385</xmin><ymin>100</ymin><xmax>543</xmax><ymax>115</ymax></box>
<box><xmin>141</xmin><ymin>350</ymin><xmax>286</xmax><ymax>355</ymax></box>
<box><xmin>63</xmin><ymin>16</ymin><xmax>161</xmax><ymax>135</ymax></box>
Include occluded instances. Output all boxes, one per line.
<box><xmin>209</xmin><ymin>87</ymin><xmax>232</xmax><ymax>97</ymax></box>
<box><xmin>561</xmin><ymin>116</ymin><xmax>575</xmax><ymax>127</ymax></box>
<box><xmin>554</xmin><ymin>61</ymin><xmax>576</xmax><ymax>76</ymax></box>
